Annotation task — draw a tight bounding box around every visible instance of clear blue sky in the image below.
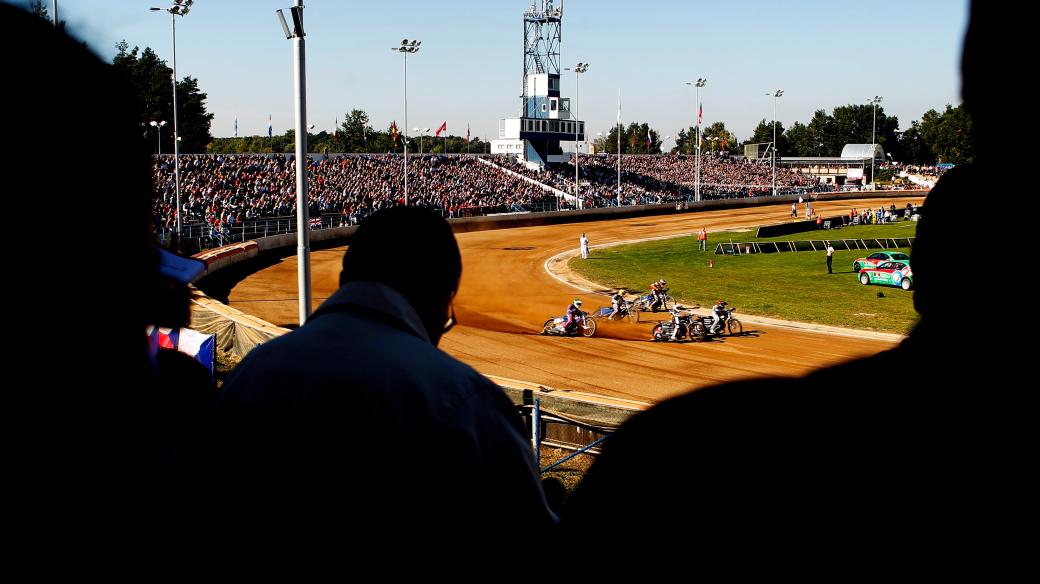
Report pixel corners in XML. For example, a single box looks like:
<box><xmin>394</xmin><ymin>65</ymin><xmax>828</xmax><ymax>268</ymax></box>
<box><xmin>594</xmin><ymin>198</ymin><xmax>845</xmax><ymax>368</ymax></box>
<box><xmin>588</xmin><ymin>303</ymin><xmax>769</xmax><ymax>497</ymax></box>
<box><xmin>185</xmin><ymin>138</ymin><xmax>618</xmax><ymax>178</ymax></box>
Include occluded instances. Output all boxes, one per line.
<box><xmin>26</xmin><ymin>0</ymin><xmax>969</xmax><ymax>147</ymax></box>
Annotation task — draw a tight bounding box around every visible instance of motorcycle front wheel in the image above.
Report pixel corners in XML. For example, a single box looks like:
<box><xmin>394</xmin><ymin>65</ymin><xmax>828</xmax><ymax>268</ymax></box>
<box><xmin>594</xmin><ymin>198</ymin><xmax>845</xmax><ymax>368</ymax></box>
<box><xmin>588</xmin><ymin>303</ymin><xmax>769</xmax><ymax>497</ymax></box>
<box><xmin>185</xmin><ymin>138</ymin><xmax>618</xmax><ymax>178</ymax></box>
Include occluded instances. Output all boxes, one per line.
<box><xmin>582</xmin><ymin>318</ymin><xmax>597</xmax><ymax>337</ymax></box>
<box><xmin>727</xmin><ymin>319</ymin><xmax>743</xmax><ymax>336</ymax></box>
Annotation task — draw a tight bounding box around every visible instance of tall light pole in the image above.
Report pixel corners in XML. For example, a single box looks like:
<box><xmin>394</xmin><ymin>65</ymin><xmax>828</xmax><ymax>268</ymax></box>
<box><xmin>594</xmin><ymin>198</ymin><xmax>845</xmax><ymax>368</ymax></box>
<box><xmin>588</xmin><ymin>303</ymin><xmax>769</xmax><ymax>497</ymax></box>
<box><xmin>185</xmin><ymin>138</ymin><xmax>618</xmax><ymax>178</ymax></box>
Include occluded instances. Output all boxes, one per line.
<box><xmin>51</xmin><ymin>1</ymin><xmax>57</xmax><ymax>25</ymax></box>
<box><xmin>413</xmin><ymin>127</ymin><xmax>430</xmax><ymax>155</ymax></box>
<box><xmin>686</xmin><ymin>78</ymin><xmax>706</xmax><ymax>202</ymax></box>
<box><xmin>277</xmin><ymin>0</ymin><xmax>311</xmax><ymax>324</ymax></box>
<box><xmin>150</xmin><ymin>0</ymin><xmax>192</xmax><ymax>239</ymax></box>
<box><xmin>149</xmin><ymin>120</ymin><xmax>167</xmax><ymax>155</ymax></box>
<box><xmin>392</xmin><ymin>39</ymin><xmax>421</xmax><ymax>205</ymax></box>
<box><xmin>766</xmin><ymin>89</ymin><xmax>784</xmax><ymax>196</ymax></box>
<box><xmin>869</xmin><ymin>95</ymin><xmax>883</xmax><ymax>189</ymax></box>
<box><xmin>565</xmin><ymin>62</ymin><xmax>589</xmax><ymax>207</ymax></box>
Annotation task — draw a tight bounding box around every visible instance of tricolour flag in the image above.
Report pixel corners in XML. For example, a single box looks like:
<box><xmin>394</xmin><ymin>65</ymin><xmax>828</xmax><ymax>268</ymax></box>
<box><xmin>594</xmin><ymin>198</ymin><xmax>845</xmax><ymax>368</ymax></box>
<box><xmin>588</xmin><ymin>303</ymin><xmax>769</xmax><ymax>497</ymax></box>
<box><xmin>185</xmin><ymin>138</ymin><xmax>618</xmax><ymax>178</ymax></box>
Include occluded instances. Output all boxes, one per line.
<box><xmin>435</xmin><ymin>121</ymin><xmax>447</xmax><ymax>137</ymax></box>
<box><xmin>697</xmin><ymin>102</ymin><xmax>703</xmax><ymax>127</ymax></box>
<box><xmin>647</xmin><ymin>128</ymin><xmax>652</xmax><ymax>149</ymax></box>
<box><xmin>234</xmin><ymin>115</ymin><xmax>238</xmax><ymax>138</ymax></box>
<box><xmin>267</xmin><ymin>114</ymin><xmax>273</xmax><ymax>138</ymax></box>
<box><xmin>390</xmin><ymin>121</ymin><xmax>399</xmax><ymax>145</ymax></box>
<box><xmin>466</xmin><ymin>124</ymin><xmax>471</xmax><ymax>144</ymax></box>
<box><xmin>146</xmin><ymin>325</ymin><xmax>215</xmax><ymax>375</ymax></box>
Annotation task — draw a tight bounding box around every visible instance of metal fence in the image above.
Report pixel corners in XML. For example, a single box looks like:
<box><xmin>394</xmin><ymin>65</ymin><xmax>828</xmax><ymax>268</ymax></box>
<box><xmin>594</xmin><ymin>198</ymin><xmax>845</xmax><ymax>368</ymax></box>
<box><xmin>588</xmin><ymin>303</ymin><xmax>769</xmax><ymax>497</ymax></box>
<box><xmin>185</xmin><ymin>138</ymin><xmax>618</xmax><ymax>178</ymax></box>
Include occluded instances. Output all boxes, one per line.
<box><xmin>156</xmin><ymin>213</ymin><xmax>350</xmax><ymax>254</ymax></box>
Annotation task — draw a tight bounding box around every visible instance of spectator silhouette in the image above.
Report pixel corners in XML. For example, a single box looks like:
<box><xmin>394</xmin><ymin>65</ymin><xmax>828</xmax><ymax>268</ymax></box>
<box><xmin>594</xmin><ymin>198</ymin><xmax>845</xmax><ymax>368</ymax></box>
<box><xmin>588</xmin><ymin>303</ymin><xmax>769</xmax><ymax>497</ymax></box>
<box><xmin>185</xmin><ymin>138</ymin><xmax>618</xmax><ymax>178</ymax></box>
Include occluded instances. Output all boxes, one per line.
<box><xmin>5</xmin><ymin>2</ymin><xmax>210</xmax><ymax>554</ymax></box>
<box><xmin>562</xmin><ymin>2</ymin><xmax>1018</xmax><ymax>572</ymax></box>
<box><xmin>209</xmin><ymin>206</ymin><xmax>555</xmax><ymax>561</ymax></box>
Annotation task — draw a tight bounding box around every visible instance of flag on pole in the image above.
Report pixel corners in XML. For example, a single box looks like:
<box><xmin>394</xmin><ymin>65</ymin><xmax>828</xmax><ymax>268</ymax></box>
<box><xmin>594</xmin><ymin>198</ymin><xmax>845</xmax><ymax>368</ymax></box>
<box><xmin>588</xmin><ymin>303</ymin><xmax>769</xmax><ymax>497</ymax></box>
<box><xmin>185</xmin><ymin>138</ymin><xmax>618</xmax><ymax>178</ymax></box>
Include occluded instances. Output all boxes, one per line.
<box><xmin>466</xmin><ymin>124</ymin><xmax>471</xmax><ymax>144</ymax></box>
<box><xmin>647</xmin><ymin>128</ymin><xmax>652</xmax><ymax>150</ymax></box>
<box><xmin>697</xmin><ymin>102</ymin><xmax>703</xmax><ymax>127</ymax></box>
<box><xmin>267</xmin><ymin>114</ymin><xmax>273</xmax><ymax>138</ymax></box>
<box><xmin>617</xmin><ymin>91</ymin><xmax>622</xmax><ymax>124</ymax></box>
<box><xmin>234</xmin><ymin>115</ymin><xmax>238</xmax><ymax>138</ymax></box>
<box><xmin>390</xmin><ymin>121</ymin><xmax>399</xmax><ymax>146</ymax></box>
<box><xmin>334</xmin><ymin>116</ymin><xmax>339</xmax><ymax>139</ymax></box>
<box><xmin>435</xmin><ymin>121</ymin><xmax>447</xmax><ymax>137</ymax></box>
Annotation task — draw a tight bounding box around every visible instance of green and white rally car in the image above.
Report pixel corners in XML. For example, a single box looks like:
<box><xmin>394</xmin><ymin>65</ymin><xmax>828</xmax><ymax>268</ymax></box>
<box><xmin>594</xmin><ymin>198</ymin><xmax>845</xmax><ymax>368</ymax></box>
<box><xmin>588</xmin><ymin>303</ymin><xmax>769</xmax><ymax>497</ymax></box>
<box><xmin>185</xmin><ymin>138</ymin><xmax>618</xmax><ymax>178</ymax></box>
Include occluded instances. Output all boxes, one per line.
<box><xmin>859</xmin><ymin>261</ymin><xmax>913</xmax><ymax>290</ymax></box>
<box><xmin>852</xmin><ymin>251</ymin><xmax>911</xmax><ymax>273</ymax></box>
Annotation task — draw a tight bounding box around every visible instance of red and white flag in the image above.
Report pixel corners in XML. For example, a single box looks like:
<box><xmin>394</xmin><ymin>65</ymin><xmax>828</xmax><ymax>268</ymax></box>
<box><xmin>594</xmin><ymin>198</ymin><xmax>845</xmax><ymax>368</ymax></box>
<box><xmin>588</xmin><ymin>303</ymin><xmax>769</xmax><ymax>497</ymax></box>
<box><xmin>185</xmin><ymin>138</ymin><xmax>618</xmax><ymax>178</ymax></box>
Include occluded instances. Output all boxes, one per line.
<box><xmin>435</xmin><ymin>121</ymin><xmax>447</xmax><ymax>137</ymax></box>
<box><xmin>466</xmin><ymin>124</ymin><xmax>471</xmax><ymax>144</ymax></box>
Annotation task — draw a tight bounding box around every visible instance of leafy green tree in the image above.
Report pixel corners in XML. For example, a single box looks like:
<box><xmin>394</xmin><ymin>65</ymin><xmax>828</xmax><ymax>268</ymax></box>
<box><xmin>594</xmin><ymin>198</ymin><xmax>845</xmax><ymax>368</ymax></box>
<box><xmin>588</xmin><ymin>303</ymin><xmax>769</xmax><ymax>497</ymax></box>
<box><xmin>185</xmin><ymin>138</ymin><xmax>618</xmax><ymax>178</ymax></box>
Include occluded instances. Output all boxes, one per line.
<box><xmin>784</xmin><ymin>121</ymin><xmax>812</xmax><ymax>156</ymax></box>
<box><xmin>806</xmin><ymin>110</ymin><xmax>835</xmax><ymax>156</ymax></box>
<box><xmin>112</xmin><ymin>40</ymin><xmax>213</xmax><ymax>153</ymax></box>
<box><xmin>594</xmin><ymin>122</ymin><xmax>661</xmax><ymax>154</ymax></box>
<box><xmin>896</xmin><ymin>120</ymin><xmax>932</xmax><ymax>164</ymax></box>
<box><xmin>745</xmin><ymin>118</ymin><xmax>788</xmax><ymax>157</ymax></box>
<box><xmin>823</xmin><ymin>104</ymin><xmax>900</xmax><ymax>157</ymax></box>
<box><xmin>918</xmin><ymin>104</ymin><xmax>973</xmax><ymax>164</ymax></box>
<box><xmin>701</xmin><ymin>122</ymin><xmax>737</xmax><ymax>154</ymax></box>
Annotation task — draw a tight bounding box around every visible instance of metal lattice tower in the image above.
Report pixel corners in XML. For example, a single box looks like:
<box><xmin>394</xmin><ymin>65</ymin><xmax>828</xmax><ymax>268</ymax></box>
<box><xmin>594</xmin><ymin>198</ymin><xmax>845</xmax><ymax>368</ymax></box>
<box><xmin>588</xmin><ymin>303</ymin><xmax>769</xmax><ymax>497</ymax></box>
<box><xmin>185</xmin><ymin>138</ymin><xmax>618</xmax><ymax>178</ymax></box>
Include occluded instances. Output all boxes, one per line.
<box><xmin>522</xmin><ymin>0</ymin><xmax>562</xmax><ymax>113</ymax></box>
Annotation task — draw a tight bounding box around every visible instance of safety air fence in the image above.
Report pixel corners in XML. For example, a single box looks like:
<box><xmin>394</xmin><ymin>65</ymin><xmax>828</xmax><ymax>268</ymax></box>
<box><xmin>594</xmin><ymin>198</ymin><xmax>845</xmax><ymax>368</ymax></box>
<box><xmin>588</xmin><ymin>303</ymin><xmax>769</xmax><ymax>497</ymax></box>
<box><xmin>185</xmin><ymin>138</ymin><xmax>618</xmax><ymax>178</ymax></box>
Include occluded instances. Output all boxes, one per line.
<box><xmin>715</xmin><ymin>237</ymin><xmax>914</xmax><ymax>256</ymax></box>
<box><xmin>182</xmin><ymin>189</ymin><xmax>923</xmax><ymax>457</ymax></box>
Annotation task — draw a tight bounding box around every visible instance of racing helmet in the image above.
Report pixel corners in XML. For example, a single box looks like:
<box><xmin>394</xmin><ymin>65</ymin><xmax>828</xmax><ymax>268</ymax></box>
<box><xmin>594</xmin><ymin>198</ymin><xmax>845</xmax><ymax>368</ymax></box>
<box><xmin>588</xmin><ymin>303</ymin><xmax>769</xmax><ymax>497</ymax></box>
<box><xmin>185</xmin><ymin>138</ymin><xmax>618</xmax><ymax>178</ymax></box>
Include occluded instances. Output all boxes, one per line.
<box><xmin>659</xmin><ymin>279</ymin><xmax>667</xmax><ymax>285</ymax></box>
<box><xmin>618</xmin><ymin>289</ymin><xmax>626</xmax><ymax>296</ymax></box>
<box><xmin>573</xmin><ymin>299</ymin><xmax>582</xmax><ymax>307</ymax></box>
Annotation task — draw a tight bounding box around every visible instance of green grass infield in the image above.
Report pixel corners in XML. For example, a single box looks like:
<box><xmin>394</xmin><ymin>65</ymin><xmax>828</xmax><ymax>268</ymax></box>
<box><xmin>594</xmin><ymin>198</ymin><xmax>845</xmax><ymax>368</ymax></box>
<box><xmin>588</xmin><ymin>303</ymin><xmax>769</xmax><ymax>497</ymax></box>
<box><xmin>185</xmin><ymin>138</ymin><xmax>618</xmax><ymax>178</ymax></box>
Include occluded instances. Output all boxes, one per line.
<box><xmin>570</xmin><ymin>222</ymin><xmax>920</xmax><ymax>334</ymax></box>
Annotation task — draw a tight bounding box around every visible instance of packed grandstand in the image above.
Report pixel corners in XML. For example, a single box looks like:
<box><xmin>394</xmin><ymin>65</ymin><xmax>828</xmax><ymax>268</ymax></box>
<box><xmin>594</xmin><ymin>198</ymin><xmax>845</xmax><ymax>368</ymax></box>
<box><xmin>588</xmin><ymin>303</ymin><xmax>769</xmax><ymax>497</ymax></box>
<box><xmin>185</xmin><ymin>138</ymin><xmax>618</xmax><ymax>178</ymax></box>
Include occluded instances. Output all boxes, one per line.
<box><xmin>151</xmin><ymin>153</ymin><xmax>834</xmax><ymax>239</ymax></box>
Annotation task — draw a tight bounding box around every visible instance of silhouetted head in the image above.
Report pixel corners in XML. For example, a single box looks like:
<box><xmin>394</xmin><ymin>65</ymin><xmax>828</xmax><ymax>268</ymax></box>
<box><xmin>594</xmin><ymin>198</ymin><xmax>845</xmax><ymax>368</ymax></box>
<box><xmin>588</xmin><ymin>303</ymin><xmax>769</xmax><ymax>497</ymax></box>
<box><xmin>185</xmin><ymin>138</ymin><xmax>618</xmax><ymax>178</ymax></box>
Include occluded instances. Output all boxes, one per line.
<box><xmin>912</xmin><ymin>1</ymin><xmax>993</xmax><ymax>327</ymax></box>
<box><xmin>960</xmin><ymin>1</ymin><xmax>995</xmax><ymax>166</ymax></box>
<box><xmin>4</xmin><ymin>3</ymin><xmax>157</xmax><ymax>329</ymax></box>
<box><xmin>340</xmin><ymin>206</ymin><xmax>461</xmax><ymax>345</ymax></box>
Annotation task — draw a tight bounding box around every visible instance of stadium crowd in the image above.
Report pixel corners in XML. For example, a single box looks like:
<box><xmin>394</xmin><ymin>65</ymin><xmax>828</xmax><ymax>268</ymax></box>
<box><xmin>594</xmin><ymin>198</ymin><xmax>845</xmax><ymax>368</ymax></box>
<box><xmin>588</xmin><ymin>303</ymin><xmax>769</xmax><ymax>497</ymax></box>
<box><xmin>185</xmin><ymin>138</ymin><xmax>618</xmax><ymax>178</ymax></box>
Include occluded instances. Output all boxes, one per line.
<box><xmin>499</xmin><ymin>154</ymin><xmax>828</xmax><ymax>208</ymax></box>
<box><xmin>152</xmin><ymin>154</ymin><xmax>560</xmax><ymax>233</ymax></box>
<box><xmin>152</xmin><ymin>152</ymin><xmax>833</xmax><ymax>232</ymax></box>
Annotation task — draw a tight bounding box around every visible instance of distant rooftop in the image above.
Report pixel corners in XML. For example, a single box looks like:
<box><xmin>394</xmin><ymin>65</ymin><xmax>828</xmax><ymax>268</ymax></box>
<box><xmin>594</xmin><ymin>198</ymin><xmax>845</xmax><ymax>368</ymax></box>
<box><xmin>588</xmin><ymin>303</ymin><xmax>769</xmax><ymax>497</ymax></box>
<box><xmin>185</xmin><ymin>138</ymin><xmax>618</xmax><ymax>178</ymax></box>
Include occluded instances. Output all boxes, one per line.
<box><xmin>840</xmin><ymin>144</ymin><xmax>885</xmax><ymax>159</ymax></box>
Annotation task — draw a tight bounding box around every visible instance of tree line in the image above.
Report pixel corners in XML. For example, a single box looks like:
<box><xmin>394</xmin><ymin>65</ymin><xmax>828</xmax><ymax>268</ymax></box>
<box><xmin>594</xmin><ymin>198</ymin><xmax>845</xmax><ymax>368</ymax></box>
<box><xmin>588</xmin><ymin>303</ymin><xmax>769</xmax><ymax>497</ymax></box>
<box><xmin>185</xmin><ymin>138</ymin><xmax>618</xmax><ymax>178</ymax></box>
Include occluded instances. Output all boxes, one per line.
<box><xmin>208</xmin><ymin>109</ymin><xmax>488</xmax><ymax>155</ymax></box>
<box><xmin>593</xmin><ymin>103</ymin><xmax>972</xmax><ymax>165</ymax></box>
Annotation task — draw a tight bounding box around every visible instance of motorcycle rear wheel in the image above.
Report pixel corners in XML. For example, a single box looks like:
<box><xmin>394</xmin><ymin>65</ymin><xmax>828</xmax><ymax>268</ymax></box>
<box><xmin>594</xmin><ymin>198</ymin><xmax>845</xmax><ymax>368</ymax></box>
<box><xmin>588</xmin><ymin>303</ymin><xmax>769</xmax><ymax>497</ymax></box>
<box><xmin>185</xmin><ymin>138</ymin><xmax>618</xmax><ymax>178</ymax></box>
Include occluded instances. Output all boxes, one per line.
<box><xmin>541</xmin><ymin>319</ymin><xmax>555</xmax><ymax>335</ymax></box>
<box><xmin>690</xmin><ymin>322</ymin><xmax>707</xmax><ymax>341</ymax></box>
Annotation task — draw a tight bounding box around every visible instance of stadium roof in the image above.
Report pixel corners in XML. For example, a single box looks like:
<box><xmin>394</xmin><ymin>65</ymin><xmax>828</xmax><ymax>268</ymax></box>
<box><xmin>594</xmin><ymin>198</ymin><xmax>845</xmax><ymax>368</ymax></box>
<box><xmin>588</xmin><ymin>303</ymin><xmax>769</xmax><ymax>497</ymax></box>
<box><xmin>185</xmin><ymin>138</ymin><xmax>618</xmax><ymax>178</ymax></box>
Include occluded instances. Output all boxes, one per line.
<box><xmin>840</xmin><ymin>144</ymin><xmax>885</xmax><ymax>159</ymax></box>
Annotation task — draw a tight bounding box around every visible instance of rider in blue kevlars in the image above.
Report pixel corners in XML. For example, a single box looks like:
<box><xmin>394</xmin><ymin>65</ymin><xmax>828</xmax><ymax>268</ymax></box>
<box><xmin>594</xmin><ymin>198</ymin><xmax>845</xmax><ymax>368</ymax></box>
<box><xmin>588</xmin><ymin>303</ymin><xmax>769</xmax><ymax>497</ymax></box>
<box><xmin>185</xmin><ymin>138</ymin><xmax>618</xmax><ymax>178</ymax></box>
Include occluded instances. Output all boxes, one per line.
<box><xmin>564</xmin><ymin>299</ymin><xmax>583</xmax><ymax>334</ymax></box>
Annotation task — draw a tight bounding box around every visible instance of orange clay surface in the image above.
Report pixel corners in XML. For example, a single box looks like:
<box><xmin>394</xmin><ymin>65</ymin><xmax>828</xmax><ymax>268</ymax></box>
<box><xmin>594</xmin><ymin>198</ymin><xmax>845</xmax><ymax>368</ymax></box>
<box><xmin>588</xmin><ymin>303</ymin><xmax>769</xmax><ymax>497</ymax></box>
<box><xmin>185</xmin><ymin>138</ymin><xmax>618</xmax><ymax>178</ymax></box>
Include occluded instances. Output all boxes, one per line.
<box><xmin>228</xmin><ymin>197</ymin><xmax>923</xmax><ymax>404</ymax></box>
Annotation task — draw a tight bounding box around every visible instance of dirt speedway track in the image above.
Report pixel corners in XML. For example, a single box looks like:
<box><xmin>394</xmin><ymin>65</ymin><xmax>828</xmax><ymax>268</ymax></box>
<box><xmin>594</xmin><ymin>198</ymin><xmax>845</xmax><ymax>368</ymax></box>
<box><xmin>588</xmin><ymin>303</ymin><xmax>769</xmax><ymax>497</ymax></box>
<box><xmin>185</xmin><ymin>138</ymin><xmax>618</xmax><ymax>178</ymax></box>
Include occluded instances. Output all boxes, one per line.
<box><xmin>229</xmin><ymin>197</ymin><xmax>923</xmax><ymax>403</ymax></box>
